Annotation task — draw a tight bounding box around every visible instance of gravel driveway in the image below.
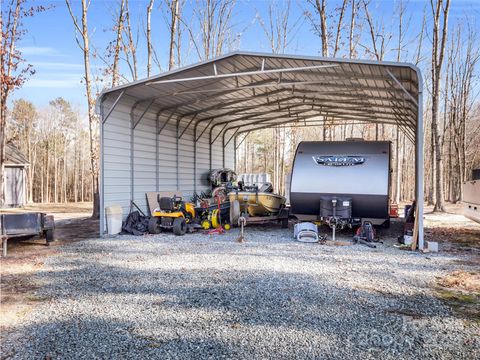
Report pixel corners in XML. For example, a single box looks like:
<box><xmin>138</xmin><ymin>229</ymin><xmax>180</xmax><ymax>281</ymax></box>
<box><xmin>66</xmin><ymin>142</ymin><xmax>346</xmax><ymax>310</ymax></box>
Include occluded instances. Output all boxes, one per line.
<box><xmin>1</xmin><ymin>225</ymin><xmax>478</xmax><ymax>359</ymax></box>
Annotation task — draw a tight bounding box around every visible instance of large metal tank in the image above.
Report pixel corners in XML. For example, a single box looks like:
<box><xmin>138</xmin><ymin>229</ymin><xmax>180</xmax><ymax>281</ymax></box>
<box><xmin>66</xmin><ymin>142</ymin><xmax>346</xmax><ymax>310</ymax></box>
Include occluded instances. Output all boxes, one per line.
<box><xmin>290</xmin><ymin>141</ymin><xmax>391</xmax><ymax>221</ymax></box>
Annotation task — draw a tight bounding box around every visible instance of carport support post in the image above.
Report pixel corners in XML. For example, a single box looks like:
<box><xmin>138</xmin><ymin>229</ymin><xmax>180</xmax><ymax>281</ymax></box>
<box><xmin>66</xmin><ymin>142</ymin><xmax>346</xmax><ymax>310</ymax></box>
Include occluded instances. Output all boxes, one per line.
<box><xmin>176</xmin><ymin>118</ymin><xmax>180</xmax><ymax>191</ymax></box>
<box><xmin>155</xmin><ymin>113</ymin><xmax>160</xmax><ymax>191</ymax></box>
<box><xmin>193</xmin><ymin>124</ymin><xmax>197</xmax><ymax>194</ymax></box>
<box><xmin>130</xmin><ymin>108</ymin><xmax>134</xmax><ymax>207</ymax></box>
<box><xmin>416</xmin><ymin>86</ymin><xmax>424</xmax><ymax>250</ymax></box>
<box><xmin>233</xmin><ymin>136</ymin><xmax>237</xmax><ymax>170</ymax></box>
<box><xmin>209</xmin><ymin>130</ymin><xmax>212</xmax><ymax>172</ymax></box>
<box><xmin>99</xmin><ymin>100</ymin><xmax>105</xmax><ymax>236</ymax></box>
<box><xmin>222</xmin><ymin>132</ymin><xmax>225</xmax><ymax>168</ymax></box>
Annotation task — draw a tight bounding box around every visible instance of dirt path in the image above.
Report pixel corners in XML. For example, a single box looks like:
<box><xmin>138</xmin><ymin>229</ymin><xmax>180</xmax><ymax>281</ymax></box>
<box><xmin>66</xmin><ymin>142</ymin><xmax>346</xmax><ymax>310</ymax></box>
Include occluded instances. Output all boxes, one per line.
<box><xmin>0</xmin><ymin>203</ymin><xmax>97</xmax><ymax>332</ymax></box>
<box><xmin>424</xmin><ymin>203</ymin><xmax>480</xmax><ymax>253</ymax></box>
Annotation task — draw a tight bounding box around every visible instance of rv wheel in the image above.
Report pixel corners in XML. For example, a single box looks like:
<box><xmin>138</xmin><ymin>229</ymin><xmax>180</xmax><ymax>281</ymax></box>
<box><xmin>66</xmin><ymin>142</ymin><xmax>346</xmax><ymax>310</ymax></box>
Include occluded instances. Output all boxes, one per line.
<box><xmin>382</xmin><ymin>219</ymin><xmax>391</xmax><ymax>229</ymax></box>
<box><xmin>148</xmin><ymin>217</ymin><xmax>162</xmax><ymax>234</ymax></box>
<box><xmin>173</xmin><ymin>217</ymin><xmax>187</xmax><ymax>236</ymax></box>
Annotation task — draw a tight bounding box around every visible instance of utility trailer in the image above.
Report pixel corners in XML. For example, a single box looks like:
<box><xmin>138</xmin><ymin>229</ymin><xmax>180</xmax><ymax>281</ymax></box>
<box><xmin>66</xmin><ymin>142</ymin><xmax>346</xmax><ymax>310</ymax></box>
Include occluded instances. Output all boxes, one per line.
<box><xmin>0</xmin><ymin>213</ymin><xmax>55</xmax><ymax>257</ymax></box>
<box><xmin>236</xmin><ymin>207</ymin><xmax>290</xmax><ymax>228</ymax></box>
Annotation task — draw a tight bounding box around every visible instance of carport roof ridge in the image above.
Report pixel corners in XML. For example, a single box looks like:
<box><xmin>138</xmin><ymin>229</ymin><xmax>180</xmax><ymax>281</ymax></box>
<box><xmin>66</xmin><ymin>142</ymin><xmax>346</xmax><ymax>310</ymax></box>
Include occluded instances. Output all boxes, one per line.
<box><xmin>98</xmin><ymin>51</ymin><xmax>421</xmax><ymax>143</ymax></box>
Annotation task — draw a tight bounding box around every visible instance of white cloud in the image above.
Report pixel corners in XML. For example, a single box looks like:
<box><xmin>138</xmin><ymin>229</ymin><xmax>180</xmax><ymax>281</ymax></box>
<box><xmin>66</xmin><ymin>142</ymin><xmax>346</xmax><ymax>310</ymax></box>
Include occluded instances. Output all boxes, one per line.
<box><xmin>25</xmin><ymin>79</ymin><xmax>80</xmax><ymax>88</ymax></box>
<box><xmin>31</xmin><ymin>61</ymin><xmax>86</xmax><ymax>70</ymax></box>
<box><xmin>24</xmin><ymin>76</ymin><xmax>83</xmax><ymax>89</ymax></box>
<box><xmin>18</xmin><ymin>46</ymin><xmax>64</xmax><ymax>56</ymax></box>
<box><xmin>30</xmin><ymin>61</ymin><xmax>100</xmax><ymax>71</ymax></box>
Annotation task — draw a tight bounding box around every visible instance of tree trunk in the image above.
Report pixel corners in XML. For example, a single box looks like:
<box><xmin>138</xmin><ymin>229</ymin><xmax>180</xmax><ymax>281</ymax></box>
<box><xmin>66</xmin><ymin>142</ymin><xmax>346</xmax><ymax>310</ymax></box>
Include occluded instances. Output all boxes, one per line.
<box><xmin>332</xmin><ymin>0</ymin><xmax>347</xmax><ymax>57</ymax></box>
<box><xmin>64</xmin><ymin>139</ymin><xmax>68</xmax><ymax>203</ymax></box>
<box><xmin>428</xmin><ymin>129</ymin><xmax>435</xmax><ymax>205</ymax></box>
<box><xmin>349</xmin><ymin>0</ymin><xmax>356</xmax><ymax>58</ymax></box>
<box><xmin>112</xmin><ymin>0</ymin><xmax>125</xmax><ymax>86</ymax></box>
<box><xmin>317</xmin><ymin>0</ymin><xmax>328</xmax><ymax>56</ymax></box>
<box><xmin>431</xmin><ymin>0</ymin><xmax>450</xmax><ymax>212</ymax></box>
<box><xmin>0</xmin><ymin>0</ymin><xmax>22</xmax><ymax>207</ymax></box>
<box><xmin>66</xmin><ymin>0</ymin><xmax>100</xmax><ymax>217</ymax></box>
<box><xmin>146</xmin><ymin>0</ymin><xmax>154</xmax><ymax>76</ymax></box>
<box><xmin>54</xmin><ymin>131</ymin><xmax>58</xmax><ymax>203</ymax></box>
<box><xmin>74</xmin><ymin>140</ymin><xmax>78</xmax><ymax>202</ymax></box>
<box><xmin>0</xmin><ymin>106</ymin><xmax>5</xmax><ymax>207</ymax></box>
<box><xmin>169</xmin><ymin>0</ymin><xmax>179</xmax><ymax>70</ymax></box>
<box><xmin>46</xmin><ymin>141</ymin><xmax>50</xmax><ymax>203</ymax></box>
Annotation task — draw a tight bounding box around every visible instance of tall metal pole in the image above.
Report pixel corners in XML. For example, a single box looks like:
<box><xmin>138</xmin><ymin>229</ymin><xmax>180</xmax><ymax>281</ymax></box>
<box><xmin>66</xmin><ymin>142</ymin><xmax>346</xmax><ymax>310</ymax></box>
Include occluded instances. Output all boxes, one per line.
<box><xmin>176</xmin><ymin>118</ymin><xmax>180</xmax><ymax>191</ymax></box>
<box><xmin>99</xmin><ymin>99</ymin><xmax>105</xmax><ymax>236</ymax></box>
<box><xmin>156</xmin><ymin>113</ymin><xmax>159</xmax><ymax>191</ymax></box>
<box><xmin>416</xmin><ymin>72</ymin><xmax>424</xmax><ymax>250</ymax></box>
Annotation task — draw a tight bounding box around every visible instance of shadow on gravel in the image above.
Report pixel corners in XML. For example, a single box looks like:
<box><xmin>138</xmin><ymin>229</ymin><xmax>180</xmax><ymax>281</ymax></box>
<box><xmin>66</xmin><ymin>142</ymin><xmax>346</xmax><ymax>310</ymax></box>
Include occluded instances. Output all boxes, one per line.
<box><xmin>3</xmin><ymin>317</ymin><xmax>258</xmax><ymax>360</ymax></box>
<box><xmin>11</xmin><ymin>253</ymin><xmax>479</xmax><ymax>359</ymax></box>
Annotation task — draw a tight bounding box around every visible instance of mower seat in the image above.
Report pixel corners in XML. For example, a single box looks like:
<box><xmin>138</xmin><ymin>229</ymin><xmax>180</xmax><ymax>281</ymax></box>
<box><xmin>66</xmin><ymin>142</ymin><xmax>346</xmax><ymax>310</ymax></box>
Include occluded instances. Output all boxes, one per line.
<box><xmin>159</xmin><ymin>196</ymin><xmax>175</xmax><ymax>211</ymax></box>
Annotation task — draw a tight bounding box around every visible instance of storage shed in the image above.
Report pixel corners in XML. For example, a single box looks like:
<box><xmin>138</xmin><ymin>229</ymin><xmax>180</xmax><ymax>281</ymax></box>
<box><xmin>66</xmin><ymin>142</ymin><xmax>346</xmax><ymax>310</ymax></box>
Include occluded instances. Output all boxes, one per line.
<box><xmin>98</xmin><ymin>52</ymin><xmax>424</xmax><ymax>247</ymax></box>
<box><xmin>3</xmin><ymin>143</ymin><xmax>29</xmax><ymax>208</ymax></box>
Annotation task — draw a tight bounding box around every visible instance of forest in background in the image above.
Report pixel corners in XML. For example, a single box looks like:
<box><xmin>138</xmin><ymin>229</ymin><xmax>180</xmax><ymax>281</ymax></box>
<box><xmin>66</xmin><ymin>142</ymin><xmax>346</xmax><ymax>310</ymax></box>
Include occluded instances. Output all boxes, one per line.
<box><xmin>1</xmin><ymin>0</ymin><xmax>479</xmax><ymax>214</ymax></box>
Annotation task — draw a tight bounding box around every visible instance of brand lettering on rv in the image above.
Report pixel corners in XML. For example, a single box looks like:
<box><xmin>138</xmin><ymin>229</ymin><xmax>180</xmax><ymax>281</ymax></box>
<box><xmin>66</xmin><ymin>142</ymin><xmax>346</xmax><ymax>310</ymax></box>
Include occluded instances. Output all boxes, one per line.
<box><xmin>312</xmin><ymin>155</ymin><xmax>365</xmax><ymax>166</ymax></box>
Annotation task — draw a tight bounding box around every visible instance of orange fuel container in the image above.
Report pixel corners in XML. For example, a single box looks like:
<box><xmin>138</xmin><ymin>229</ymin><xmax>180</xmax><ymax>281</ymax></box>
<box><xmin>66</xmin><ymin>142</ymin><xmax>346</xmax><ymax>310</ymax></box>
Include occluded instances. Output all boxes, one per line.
<box><xmin>389</xmin><ymin>204</ymin><xmax>399</xmax><ymax>218</ymax></box>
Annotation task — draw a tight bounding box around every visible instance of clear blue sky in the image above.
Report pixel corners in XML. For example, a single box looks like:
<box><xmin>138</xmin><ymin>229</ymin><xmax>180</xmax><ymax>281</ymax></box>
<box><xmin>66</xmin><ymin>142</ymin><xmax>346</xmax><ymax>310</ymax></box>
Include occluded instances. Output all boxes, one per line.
<box><xmin>12</xmin><ymin>0</ymin><xmax>480</xmax><ymax>113</ymax></box>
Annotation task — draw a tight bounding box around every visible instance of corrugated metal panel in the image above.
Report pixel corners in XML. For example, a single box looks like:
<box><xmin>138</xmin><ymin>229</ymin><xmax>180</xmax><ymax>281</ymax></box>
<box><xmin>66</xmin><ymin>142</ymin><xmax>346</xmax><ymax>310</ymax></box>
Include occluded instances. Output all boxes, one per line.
<box><xmin>102</xmin><ymin>96</ymin><xmax>136</xmax><ymax>223</ymax></box>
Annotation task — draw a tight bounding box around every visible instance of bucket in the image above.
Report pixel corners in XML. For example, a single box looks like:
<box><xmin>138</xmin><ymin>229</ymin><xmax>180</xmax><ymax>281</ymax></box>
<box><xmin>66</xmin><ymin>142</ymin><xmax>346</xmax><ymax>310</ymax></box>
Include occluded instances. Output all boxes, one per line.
<box><xmin>427</xmin><ymin>241</ymin><xmax>439</xmax><ymax>252</ymax></box>
<box><xmin>403</xmin><ymin>235</ymin><xmax>413</xmax><ymax>245</ymax></box>
<box><xmin>105</xmin><ymin>206</ymin><xmax>123</xmax><ymax>235</ymax></box>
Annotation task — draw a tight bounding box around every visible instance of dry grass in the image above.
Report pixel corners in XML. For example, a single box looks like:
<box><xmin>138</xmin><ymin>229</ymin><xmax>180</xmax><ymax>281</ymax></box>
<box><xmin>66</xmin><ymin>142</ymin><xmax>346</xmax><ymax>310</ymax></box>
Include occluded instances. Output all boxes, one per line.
<box><xmin>438</xmin><ymin>270</ymin><xmax>480</xmax><ymax>293</ymax></box>
<box><xmin>436</xmin><ymin>270</ymin><xmax>480</xmax><ymax>324</ymax></box>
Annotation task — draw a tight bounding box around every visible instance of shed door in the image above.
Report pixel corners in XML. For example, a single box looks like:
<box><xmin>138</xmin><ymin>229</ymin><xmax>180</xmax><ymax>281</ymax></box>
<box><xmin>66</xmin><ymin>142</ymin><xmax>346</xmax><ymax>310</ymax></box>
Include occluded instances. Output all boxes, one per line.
<box><xmin>5</xmin><ymin>167</ymin><xmax>24</xmax><ymax>207</ymax></box>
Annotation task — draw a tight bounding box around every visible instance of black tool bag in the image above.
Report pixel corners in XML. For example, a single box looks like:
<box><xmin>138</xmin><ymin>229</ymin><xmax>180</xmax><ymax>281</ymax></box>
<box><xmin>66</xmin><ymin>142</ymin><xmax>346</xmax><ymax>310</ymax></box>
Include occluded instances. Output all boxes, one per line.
<box><xmin>122</xmin><ymin>211</ymin><xmax>149</xmax><ymax>236</ymax></box>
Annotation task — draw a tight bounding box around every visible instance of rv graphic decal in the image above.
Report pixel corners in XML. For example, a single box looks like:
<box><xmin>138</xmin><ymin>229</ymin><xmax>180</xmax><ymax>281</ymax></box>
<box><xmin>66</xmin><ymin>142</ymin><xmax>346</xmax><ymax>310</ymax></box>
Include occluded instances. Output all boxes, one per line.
<box><xmin>312</xmin><ymin>155</ymin><xmax>365</xmax><ymax>166</ymax></box>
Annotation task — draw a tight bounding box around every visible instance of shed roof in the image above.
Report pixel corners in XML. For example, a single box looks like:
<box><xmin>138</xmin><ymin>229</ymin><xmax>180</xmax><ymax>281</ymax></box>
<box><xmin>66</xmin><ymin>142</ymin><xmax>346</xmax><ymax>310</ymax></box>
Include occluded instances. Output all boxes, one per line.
<box><xmin>99</xmin><ymin>51</ymin><xmax>421</xmax><ymax>143</ymax></box>
<box><xmin>5</xmin><ymin>143</ymin><xmax>29</xmax><ymax>166</ymax></box>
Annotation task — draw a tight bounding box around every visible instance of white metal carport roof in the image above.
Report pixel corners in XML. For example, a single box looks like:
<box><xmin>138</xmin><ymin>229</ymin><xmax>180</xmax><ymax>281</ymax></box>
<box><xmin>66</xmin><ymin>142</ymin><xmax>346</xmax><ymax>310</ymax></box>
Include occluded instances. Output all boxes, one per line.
<box><xmin>98</xmin><ymin>51</ymin><xmax>424</xmax><ymax>248</ymax></box>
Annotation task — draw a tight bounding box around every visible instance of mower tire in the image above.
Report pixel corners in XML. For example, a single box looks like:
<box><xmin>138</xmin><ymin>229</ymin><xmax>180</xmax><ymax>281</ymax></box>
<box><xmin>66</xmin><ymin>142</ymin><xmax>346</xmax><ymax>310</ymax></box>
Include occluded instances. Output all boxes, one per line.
<box><xmin>173</xmin><ymin>217</ymin><xmax>187</xmax><ymax>236</ymax></box>
<box><xmin>148</xmin><ymin>217</ymin><xmax>162</xmax><ymax>234</ymax></box>
<box><xmin>45</xmin><ymin>229</ymin><xmax>55</xmax><ymax>243</ymax></box>
<box><xmin>382</xmin><ymin>219</ymin><xmax>391</xmax><ymax>229</ymax></box>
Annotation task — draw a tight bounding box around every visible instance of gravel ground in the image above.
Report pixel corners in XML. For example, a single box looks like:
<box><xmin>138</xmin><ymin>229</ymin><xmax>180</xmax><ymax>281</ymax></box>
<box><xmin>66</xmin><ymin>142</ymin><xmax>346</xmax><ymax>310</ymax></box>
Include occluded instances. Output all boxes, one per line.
<box><xmin>1</xmin><ymin>224</ymin><xmax>479</xmax><ymax>359</ymax></box>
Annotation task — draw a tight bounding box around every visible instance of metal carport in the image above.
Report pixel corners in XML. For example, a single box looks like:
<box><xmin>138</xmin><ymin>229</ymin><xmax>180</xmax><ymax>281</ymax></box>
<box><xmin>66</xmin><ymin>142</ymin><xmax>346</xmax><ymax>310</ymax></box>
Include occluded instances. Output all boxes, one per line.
<box><xmin>97</xmin><ymin>51</ymin><xmax>424</xmax><ymax>248</ymax></box>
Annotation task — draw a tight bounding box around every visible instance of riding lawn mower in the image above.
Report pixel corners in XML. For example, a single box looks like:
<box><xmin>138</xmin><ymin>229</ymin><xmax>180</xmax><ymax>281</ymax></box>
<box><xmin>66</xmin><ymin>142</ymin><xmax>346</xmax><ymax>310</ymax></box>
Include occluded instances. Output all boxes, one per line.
<box><xmin>148</xmin><ymin>194</ymin><xmax>230</xmax><ymax>236</ymax></box>
<box><xmin>148</xmin><ymin>195</ymin><xmax>198</xmax><ymax>235</ymax></box>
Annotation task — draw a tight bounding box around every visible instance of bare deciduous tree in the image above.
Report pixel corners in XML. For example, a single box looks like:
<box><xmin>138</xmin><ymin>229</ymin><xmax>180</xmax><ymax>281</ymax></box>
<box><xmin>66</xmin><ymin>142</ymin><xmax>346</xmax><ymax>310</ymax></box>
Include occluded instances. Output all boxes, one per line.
<box><xmin>257</xmin><ymin>0</ymin><xmax>303</xmax><ymax>55</ymax></box>
<box><xmin>332</xmin><ymin>0</ymin><xmax>348</xmax><ymax>57</ymax></box>
<box><xmin>146</xmin><ymin>0</ymin><xmax>154</xmax><ymax>76</ymax></box>
<box><xmin>65</xmin><ymin>0</ymin><xmax>100</xmax><ymax>218</ymax></box>
<box><xmin>166</xmin><ymin>0</ymin><xmax>181</xmax><ymax>70</ymax></box>
<box><xmin>0</xmin><ymin>0</ymin><xmax>41</xmax><ymax>206</ymax></box>
<box><xmin>112</xmin><ymin>0</ymin><xmax>125</xmax><ymax>86</ymax></box>
<box><xmin>122</xmin><ymin>0</ymin><xmax>138</xmax><ymax>80</ymax></box>
<box><xmin>185</xmin><ymin>0</ymin><xmax>237</xmax><ymax>61</ymax></box>
<box><xmin>349</xmin><ymin>0</ymin><xmax>357</xmax><ymax>58</ymax></box>
<box><xmin>430</xmin><ymin>0</ymin><xmax>451</xmax><ymax>212</ymax></box>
